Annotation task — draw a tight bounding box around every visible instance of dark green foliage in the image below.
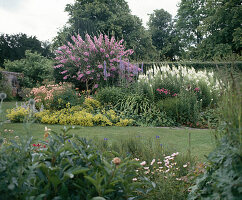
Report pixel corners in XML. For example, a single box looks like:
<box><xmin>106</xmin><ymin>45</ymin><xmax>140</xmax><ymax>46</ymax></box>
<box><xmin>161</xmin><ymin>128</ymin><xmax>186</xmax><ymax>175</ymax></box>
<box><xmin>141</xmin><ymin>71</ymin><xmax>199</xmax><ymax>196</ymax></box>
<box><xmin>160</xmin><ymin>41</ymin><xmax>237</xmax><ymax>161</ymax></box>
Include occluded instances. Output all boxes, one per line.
<box><xmin>50</xmin><ymin>89</ymin><xmax>84</xmax><ymax>110</ymax></box>
<box><xmin>175</xmin><ymin>0</ymin><xmax>242</xmax><ymax>60</ymax></box>
<box><xmin>176</xmin><ymin>90</ymin><xmax>202</xmax><ymax>125</ymax></box>
<box><xmin>157</xmin><ymin>92</ymin><xmax>202</xmax><ymax>126</ymax></box>
<box><xmin>198</xmin><ymin>108</ymin><xmax>220</xmax><ymax>128</ymax></box>
<box><xmin>189</xmin><ymin>71</ymin><xmax>242</xmax><ymax>199</ymax></box>
<box><xmin>0</xmin><ymin>137</ymin><xmax>35</xmax><ymax>199</ymax></box>
<box><xmin>148</xmin><ymin>9</ymin><xmax>181</xmax><ymax>61</ymax></box>
<box><xmin>195</xmin><ymin>0</ymin><xmax>242</xmax><ymax>60</ymax></box>
<box><xmin>95</xmin><ymin>86</ymin><xmax>125</xmax><ymax>107</ymax></box>
<box><xmin>188</xmin><ymin>137</ymin><xmax>242</xmax><ymax>199</ymax></box>
<box><xmin>0</xmin><ymin>127</ymin><xmax>155</xmax><ymax>199</ymax></box>
<box><xmin>117</xmin><ymin>93</ymin><xmax>175</xmax><ymax>127</ymax></box>
<box><xmin>0</xmin><ymin>33</ymin><xmax>53</xmax><ymax>67</ymax></box>
<box><xmin>4</xmin><ymin>50</ymin><xmax>53</xmax><ymax>88</ymax></box>
<box><xmin>157</xmin><ymin>97</ymin><xmax>179</xmax><ymax>120</ymax></box>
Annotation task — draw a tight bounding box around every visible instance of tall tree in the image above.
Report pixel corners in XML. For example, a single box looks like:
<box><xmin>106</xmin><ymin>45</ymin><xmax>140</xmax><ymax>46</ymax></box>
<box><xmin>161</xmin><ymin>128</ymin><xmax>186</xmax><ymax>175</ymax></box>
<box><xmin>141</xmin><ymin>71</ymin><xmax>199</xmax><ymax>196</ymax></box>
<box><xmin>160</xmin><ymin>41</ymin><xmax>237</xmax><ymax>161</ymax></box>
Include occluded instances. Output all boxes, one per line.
<box><xmin>175</xmin><ymin>0</ymin><xmax>206</xmax><ymax>57</ymax></box>
<box><xmin>195</xmin><ymin>0</ymin><xmax>242</xmax><ymax>60</ymax></box>
<box><xmin>0</xmin><ymin>33</ymin><xmax>53</xmax><ymax>67</ymax></box>
<box><xmin>53</xmin><ymin>0</ymin><xmax>157</xmax><ymax>61</ymax></box>
<box><xmin>148</xmin><ymin>9</ymin><xmax>181</xmax><ymax>60</ymax></box>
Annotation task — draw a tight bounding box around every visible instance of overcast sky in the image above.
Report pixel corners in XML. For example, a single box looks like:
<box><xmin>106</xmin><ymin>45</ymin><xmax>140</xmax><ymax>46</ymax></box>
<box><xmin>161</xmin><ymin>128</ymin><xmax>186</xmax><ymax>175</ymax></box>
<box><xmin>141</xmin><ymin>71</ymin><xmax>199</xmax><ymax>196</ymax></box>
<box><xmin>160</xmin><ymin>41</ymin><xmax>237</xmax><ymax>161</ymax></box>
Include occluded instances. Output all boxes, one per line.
<box><xmin>0</xmin><ymin>0</ymin><xmax>180</xmax><ymax>42</ymax></box>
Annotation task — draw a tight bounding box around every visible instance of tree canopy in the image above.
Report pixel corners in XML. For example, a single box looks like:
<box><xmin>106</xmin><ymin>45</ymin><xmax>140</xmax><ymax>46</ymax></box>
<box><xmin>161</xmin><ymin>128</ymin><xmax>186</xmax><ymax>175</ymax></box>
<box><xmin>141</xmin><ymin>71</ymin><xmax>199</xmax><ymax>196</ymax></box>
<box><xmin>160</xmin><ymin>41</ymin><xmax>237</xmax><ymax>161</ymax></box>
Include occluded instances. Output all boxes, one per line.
<box><xmin>0</xmin><ymin>33</ymin><xmax>53</xmax><ymax>67</ymax></box>
<box><xmin>175</xmin><ymin>0</ymin><xmax>241</xmax><ymax>60</ymax></box>
<box><xmin>53</xmin><ymin>0</ymin><xmax>157</xmax><ymax>61</ymax></box>
<box><xmin>148</xmin><ymin>9</ymin><xmax>181</xmax><ymax>61</ymax></box>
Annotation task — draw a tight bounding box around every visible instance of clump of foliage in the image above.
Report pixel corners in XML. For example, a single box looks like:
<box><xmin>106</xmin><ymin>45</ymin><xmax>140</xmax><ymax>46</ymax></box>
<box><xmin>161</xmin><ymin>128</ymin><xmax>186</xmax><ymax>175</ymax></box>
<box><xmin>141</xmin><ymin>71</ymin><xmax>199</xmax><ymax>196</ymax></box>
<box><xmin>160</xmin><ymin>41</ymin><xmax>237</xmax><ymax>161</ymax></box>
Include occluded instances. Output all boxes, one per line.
<box><xmin>7</xmin><ymin>98</ymin><xmax>133</xmax><ymax>126</ymax></box>
<box><xmin>138</xmin><ymin>64</ymin><xmax>222</xmax><ymax>126</ymax></box>
<box><xmin>4</xmin><ymin>50</ymin><xmax>53</xmax><ymax>88</ymax></box>
<box><xmin>188</xmin><ymin>71</ymin><xmax>242</xmax><ymax>199</ymax></box>
<box><xmin>28</xmin><ymin>82</ymin><xmax>82</xmax><ymax>110</ymax></box>
<box><xmin>95</xmin><ymin>86</ymin><xmax>125</xmax><ymax>107</ymax></box>
<box><xmin>0</xmin><ymin>127</ymin><xmax>155</xmax><ymax>199</ymax></box>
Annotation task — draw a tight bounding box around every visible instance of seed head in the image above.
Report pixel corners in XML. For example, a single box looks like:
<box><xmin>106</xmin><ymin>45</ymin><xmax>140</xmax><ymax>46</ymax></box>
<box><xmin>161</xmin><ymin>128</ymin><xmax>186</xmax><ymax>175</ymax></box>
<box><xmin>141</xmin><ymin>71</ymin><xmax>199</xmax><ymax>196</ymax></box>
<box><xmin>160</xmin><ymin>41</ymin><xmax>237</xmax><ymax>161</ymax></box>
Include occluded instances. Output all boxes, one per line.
<box><xmin>0</xmin><ymin>93</ymin><xmax>7</xmax><ymax>100</ymax></box>
<box><xmin>112</xmin><ymin>157</ymin><xmax>121</xmax><ymax>165</ymax></box>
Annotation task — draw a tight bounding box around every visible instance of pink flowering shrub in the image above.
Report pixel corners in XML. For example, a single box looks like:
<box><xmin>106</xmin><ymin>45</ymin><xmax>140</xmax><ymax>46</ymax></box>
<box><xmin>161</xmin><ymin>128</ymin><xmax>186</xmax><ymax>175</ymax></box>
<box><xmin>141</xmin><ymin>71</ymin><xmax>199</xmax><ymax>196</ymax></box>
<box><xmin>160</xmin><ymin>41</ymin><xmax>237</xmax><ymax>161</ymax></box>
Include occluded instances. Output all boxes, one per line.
<box><xmin>54</xmin><ymin>33</ymin><xmax>141</xmax><ymax>91</ymax></box>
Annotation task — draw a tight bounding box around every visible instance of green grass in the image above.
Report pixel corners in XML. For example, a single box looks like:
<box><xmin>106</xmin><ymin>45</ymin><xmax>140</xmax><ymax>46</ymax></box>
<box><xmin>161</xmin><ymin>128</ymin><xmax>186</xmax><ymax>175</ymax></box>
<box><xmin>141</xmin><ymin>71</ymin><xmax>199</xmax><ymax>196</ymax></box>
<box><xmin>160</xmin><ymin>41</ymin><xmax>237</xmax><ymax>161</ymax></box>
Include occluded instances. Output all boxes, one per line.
<box><xmin>0</xmin><ymin>101</ymin><xmax>215</xmax><ymax>161</ymax></box>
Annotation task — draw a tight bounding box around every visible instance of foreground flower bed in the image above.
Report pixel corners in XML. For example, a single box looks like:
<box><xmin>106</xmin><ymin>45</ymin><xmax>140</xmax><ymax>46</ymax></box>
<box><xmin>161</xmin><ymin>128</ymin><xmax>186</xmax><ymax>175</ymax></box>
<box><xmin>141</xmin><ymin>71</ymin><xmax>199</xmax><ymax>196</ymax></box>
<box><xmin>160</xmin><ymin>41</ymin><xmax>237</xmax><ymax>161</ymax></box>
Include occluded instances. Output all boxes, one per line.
<box><xmin>0</xmin><ymin>126</ymin><xmax>202</xmax><ymax>199</ymax></box>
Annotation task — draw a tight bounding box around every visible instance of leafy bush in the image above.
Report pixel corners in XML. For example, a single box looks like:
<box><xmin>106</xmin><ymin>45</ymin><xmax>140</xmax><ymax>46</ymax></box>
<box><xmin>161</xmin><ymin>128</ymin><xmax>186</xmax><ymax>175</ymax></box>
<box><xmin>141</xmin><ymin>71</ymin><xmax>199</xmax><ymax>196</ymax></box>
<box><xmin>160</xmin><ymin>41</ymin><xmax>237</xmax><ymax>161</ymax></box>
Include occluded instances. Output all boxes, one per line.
<box><xmin>0</xmin><ymin>128</ymin><xmax>155</xmax><ymax>199</ymax></box>
<box><xmin>4</xmin><ymin>50</ymin><xmax>53</xmax><ymax>88</ymax></box>
<box><xmin>176</xmin><ymin>90</ymin><xmax>202</xmax><ymax>125</ymax></box>
<box><xmin>95</xmin><ymin>86</ymin><xmax>125</xmax><ymax>106</ymax></box>
<box><xmin>157</xmin><ymin>97</ymin><xmax>179</xmax><ymax>120</ymax></box>
<box><xmin>118</xmin><ymin>93</ymin><xmax>175</xmax><ymax>126</ymax></box>
<box><xmin>50</xmin><ymin>88</ymin><xmax>84</xmax><ymax>110</ymax></box>
<box><xmin>6</xmin><ymin>106</ymin><xmax>29</xmax><ymax>122</ymax></box>
<box><xmin>29</xmin><ymin>82</ymin><xmax>81</xmax><ymax>110</ymax></box>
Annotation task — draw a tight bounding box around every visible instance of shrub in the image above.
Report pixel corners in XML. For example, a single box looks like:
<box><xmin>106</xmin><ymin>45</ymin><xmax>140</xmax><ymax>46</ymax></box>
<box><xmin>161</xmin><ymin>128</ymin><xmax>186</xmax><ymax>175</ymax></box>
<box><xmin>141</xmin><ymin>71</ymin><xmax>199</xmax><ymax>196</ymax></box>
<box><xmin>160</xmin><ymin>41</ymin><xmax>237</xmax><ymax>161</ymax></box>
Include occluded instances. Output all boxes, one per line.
<box><xmin>6</xmin><ymin>106</ymin><xmax>30</xmax><ymax>122</ymax></box>
<box><xmin>54</xmin><ymin>33</ymin><xmax>141</xmax><ymax>91</ymax></box>
<box><xmin>82</xmin><ymin>97</ymin><xmax>102</xmax><ymax>112</ymax></box>
<box><xmin>95</xmin><ymin>86</ymin><xmax>125</xmax><ymax>106</ymax></box>
<box><xmin>50</xmin><ymin>88</ymin><xmax>84</xmax><ymax>110</ymax></box>
<box><xmin>118</xmin><ymin>94</ymin><xmax>175</xmax><ymax>127</ymax></box>
<box><xmin>157</xmin><ymin>97</ymin><xmax>179</xmax><ymax>120</ymax></box>
<box><xmin>176</xmin><ymin>90</ymin><xmax>202</xmax><ymax>125</ymax></box>
<box><xmin>4</xmin><ymin>50</ymin><xmax>53</xmax><ymax>88</ymax></box>
<box><xmin>29</xmin><ymin>82</ymin><xmax>80</xmax><ymax>110</ymax></box>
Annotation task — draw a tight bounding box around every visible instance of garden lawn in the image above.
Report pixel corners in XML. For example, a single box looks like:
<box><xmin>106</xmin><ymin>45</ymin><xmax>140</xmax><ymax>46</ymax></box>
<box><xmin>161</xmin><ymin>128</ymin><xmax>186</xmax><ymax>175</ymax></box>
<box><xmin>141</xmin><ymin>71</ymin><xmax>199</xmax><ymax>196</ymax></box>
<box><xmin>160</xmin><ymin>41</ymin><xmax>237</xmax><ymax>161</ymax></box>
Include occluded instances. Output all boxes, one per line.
<box><xmin>1</xmin><ymin>101</ymin><xmax>215</xmax><ymax>161</ymax></box>
<box><xmin>1</xmin><ymin>123</ymin><xmax>214</xmax><ymax>161</ymax></box>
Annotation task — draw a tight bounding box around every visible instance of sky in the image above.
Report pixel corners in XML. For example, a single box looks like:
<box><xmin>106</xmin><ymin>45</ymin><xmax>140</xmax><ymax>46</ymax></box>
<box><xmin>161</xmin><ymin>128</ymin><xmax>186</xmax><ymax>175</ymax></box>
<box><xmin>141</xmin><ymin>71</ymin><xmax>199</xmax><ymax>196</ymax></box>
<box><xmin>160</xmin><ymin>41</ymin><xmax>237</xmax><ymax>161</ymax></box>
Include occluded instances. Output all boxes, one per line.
<box><xmin>0</xmin><ymin>0</ymin><xmax>180</xmax><ymax>42</ymax></box>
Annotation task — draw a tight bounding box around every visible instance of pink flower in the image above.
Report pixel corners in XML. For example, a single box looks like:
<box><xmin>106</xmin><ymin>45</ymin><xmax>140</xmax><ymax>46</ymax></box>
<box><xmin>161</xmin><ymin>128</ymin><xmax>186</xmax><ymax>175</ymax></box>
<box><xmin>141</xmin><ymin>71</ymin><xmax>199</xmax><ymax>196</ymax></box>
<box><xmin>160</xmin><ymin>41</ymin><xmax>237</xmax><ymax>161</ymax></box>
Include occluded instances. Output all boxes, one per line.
<box><xmin>84</xmin><ymin>58</ymin><xmax>88</xmax><ymax>62</ymax></box>
<box><xmin>77</xmin><ymin>74</ymin><xmax>84</xmax><ymax>80</ymax></box>
<box><xmin>86</xmin><ymin>71</ymin><xmax>91</xmax><ymax>75</ymax></box>
<box><xmin>150</xmin><ymin>159</ymin><xmax>155</xmax><ymax>166</ymax></box>
<box><xmin>106</xmin><ymin>54</ymin><xmax>109</xmax><ymax>58</ymax></box>
<box><xmin>83</xmin><ymin>52</ymin><xmax>89</xmax><ymax>56</ymax></box>
<box><xmin>98</xmin><ymin>65</ymin><xmax>103</xmax><ymax>69</ymax></box>
<box><xmin>100</xmin><ymin>48</ymin><xmax>105</xmax><ymax>53</ymax></box>
<box><xmin>63</xmin><ymin>75</ymin><xmax>68</xmax><ymax>80</ymax></box>
<box><xmin>60</xmin><ymin>70</ymin><xmax>68</xmax><ymax>74</ymax></box>
<box><xmin>140</xmin><ymin>161</ymin><xmax>146</xmax><ymax>166</ymax></box>
<box><xmin>93</xmin><ymin>84</ymin><xmax>99</xmax><ymax>89</ymax></box>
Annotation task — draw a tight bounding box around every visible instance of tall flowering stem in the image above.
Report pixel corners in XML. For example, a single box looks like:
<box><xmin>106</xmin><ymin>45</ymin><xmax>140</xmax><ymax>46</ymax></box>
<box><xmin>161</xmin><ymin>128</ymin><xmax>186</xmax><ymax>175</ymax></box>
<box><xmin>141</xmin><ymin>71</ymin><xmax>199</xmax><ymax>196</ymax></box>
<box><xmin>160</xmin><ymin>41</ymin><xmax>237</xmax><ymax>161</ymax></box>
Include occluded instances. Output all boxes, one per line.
<box><xmin>54</xmin><ymin>34</ymin><xmax>141</xmax><ymax>91</ymax></box>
